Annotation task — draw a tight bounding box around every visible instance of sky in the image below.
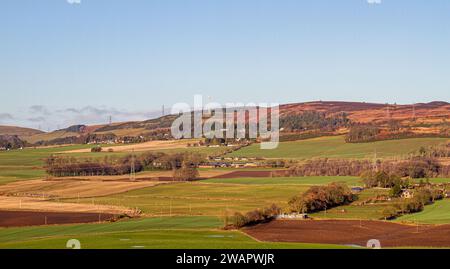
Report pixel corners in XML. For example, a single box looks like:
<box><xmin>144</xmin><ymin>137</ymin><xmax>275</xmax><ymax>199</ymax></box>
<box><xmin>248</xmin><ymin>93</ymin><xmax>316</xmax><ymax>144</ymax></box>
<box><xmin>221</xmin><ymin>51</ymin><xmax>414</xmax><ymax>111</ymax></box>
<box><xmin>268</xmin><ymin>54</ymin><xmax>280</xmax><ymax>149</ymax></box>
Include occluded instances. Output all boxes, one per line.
<box><xmin>1</xmin><ymin>0</ymin><xmax>450</xmax><ymax>130</ymax></box>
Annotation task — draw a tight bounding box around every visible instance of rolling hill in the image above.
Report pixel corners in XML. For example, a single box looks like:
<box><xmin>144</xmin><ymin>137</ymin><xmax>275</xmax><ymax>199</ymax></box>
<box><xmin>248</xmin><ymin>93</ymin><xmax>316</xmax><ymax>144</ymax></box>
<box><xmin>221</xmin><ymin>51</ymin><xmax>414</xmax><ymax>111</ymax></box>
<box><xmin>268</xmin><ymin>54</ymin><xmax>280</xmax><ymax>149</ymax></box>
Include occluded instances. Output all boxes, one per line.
<box><xmin>7</xmin><ymin>101</ymin><xmax>450</xmax><ymax>145</ymax></box>
<box><xmin>0</xmin><ymin>126</ymin><xmax>43</xmax><ymax>137</ymax></box>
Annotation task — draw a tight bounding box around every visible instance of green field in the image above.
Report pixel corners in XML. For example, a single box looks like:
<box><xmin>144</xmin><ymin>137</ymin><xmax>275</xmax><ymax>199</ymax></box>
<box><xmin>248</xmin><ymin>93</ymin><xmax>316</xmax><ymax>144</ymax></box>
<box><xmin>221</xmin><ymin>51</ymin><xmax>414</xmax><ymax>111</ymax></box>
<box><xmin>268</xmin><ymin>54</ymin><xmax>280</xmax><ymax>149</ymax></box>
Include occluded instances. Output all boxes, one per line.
<box><xmin>396</xmin><ymin>199</ymin><xmax>450</xmax><ymax>224</ymax></box>
<box><xmin>0</xmin><ymin>216</ymin><xmax>344</xmax><ymax>249</ymax></box>
<box><xmin>68</xmin><ymin>176</ymin><xmax>360</xmax><ymax>216</ymax></box>
<box><xmin>413</xmin><ymin>178</ymin><xmax>450</xmax><ymax>184</ymax></box>
<box><xmin>310</xmin><ymin>188</ymin><xmax>391</xmax><ymax>220</ymax></box>
<box><xmin>228</xmin><ymin>136</ymin><xmax>448</xmax><ymax>159</ymax></box>
<box><xmin>0</xmin><ymin>144</ymin><xmax>102</xmax><ymax>185</ymax></box>
<box><xmin>68</xmin><ymin>181</ymin><xmax>311</xmax><ymax>216</ymax></box>
<box><xmin>203</xmin><ymin>176</ymin><xmax>362</xmax><ymax>186</ymax></box>
<box><xmin>0</xmin><ymin>144</ymin><xmax>229</xmax><ymax>185</ymax></box>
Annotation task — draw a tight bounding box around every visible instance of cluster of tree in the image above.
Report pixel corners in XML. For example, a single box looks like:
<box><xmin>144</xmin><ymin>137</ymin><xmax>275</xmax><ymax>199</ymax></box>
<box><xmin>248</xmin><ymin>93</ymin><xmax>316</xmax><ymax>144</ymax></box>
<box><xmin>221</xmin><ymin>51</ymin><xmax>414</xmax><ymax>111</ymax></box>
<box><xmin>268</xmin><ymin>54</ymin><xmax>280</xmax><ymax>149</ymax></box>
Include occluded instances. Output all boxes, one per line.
<box><xmin>46</xmin><ymin>152</ymin><xmax>204</xmax><ymax>179</ymax></box>
<box><xmin>35</xmin><ymin>131</ymin><xmax>174</xmax><ymax>147</ymax></box>
<box><xmin>345</xmin><ymin>124</ymin><xmax>380</xmax><ymax>143</ymax></box>
<box><xmin>265</xmin><ymin>159</ymin><xmax>288</xmax><ymax>168</ymax></box>
<box><xmin>361</xmin><ymin>171</ymin><xmax>407</xmax><ymax>189</ymax></box>
<box><xmin>288</xmin><ymin>183</ymin><xmax>357</xmax><ymax>213</ymax></box>
<box><xmin>376</xmin><ymin>131</ymin><xmax>450</xmax><ymax>141</ymax></box>
<box><xmin>36</xmin><ymin>133</ymin><xmax>118</xmax><ymax>146</ymax></box>
<box><xmin>139</xmin><ymin>151</ymin><xmax>202</xmax><ymax>181</ymax></box>
<box><xmin>91</xmin><ymin>146</ymin><xmax>103</xmax><ymax>153</ymax></box>
<box><xmin>382</xmin><ymin>188</ymin><xmax>444</xmax><ymax>220</ymax></box>
<box><xmin>227</xmin><ymin>204</ymin><xmax>281</xmax><ymax>229</ymax></box>
<box><xmin>346</xmin><ymin>124</ymin><xmax>449</xmax><ymax>144</ymax></box>
<box><xmin>380</xmin><ymin>157</ymin><xmax>445</xmax><ymax>178</ymax></box>
<box><xmin>0</xmin><ymin>135</ymin><xmax>28</xmax><ymax>150</ymax></box>
<box><xmin>415</xmin><ymin>144</ymin><xmax>450</xmax><ymax>158</ymax></box>
<box><xmin>45</xmin><ymin>155</ymin><xmax>144</xmax><ymax>177</ymax></box>
<box><xmin>279</xmin><ymin>131</ymin><xmax>336</xmax><ymax>142</ymax></box>
<box><xmin>286</xmin><ymin>159</ymin><xmax>373</xmax><ymax>177</ymax></box>
<box><xmin>280</xmin><ymin>111</ymin><xmax>350</xmax><ymax>132</ymax></box>
<box><xmin>285</xmin><ymin>157</ymin><xmax>449</xmax><ymax>178</ymax></box>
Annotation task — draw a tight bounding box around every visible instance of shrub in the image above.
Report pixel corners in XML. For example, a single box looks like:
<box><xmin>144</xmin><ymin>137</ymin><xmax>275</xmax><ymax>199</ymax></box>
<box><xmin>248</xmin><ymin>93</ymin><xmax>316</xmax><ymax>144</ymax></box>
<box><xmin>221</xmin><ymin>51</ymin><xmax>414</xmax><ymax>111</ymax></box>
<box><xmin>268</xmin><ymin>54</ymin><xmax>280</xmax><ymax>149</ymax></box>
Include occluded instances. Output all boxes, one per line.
<box><xmin>345</xmin><ymin>125</ymin><xmax>380</xmax><ymax>143</ymax></box>
<box><xmin>382</xmin><ymin>206</ymin><xmax>399</xmax><ymax>220</ymax></box>
<box><xmin>91</xmin><ymin>146</ymin><xmax>102</xmax><ymax>153</ymax></box>
<box><xmin>173</xmin><ymin>166</ymin><xmax>199</xmax><ymax>181</ymax></box>
<box><xmin>228</xmin><ymin>204</ymin><xmax>281</xmax><ymax>228</ymax></box>
<box><xmin>288</xmin><ymin>183</ymin><xmax>356</xmax><ymax>213</ymax></box>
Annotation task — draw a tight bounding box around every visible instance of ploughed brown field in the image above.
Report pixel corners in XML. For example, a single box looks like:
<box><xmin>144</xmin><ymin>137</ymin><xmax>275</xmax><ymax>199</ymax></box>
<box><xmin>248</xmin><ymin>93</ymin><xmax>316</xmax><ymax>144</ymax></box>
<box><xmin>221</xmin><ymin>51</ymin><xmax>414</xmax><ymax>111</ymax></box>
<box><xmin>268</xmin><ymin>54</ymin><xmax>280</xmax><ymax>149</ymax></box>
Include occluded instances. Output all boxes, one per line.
<box><xmin>0</xmin><ymin>210</ymin><xmax>115</xmax><ymax>227</ymax></box>
<box><xmin>244</xmin><ymin>220</ymin><xmax>450</xmax><ymax>248</ymax></box>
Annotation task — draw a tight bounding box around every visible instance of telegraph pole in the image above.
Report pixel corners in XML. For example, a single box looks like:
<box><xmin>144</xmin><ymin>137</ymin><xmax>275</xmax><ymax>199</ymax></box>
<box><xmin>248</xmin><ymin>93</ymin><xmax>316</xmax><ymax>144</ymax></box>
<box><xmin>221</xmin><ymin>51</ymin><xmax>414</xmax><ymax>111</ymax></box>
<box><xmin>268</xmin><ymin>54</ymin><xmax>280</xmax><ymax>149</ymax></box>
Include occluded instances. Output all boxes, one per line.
<box><xmin>130</xmin><ymin>149</ymin><xmax>136</xmax><ymax>181</ymax></box>
<box><xmin>373</xmin><ymin>149</ymin><xmax>378</xmax><ymax>172</ymax></box>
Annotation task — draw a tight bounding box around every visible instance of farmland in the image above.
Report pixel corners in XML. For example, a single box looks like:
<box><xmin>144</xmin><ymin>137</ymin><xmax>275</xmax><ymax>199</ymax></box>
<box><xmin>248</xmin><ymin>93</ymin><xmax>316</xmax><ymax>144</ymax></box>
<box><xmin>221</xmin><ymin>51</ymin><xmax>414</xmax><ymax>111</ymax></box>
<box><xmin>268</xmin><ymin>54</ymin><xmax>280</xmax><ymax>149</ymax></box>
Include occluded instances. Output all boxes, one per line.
<box><xmin>0</xmin><ymin>144</ymin><xmax>104</xmax><ymax>185</ymax></box>
<box><xmin>227</xmin><ymin>136</ymin><xmax>448</xmax><ymax>159</ymax></box>
<box><xmin>309</xmin><ymin>188</ymin><xmax>391</xmax><ymax>220</ymax></box>
<box><xmin>396</xmin><ymin>199</ymin><xmax>450</xmax><ymax>224</ymax></box>
<box><xmin>203</xmin><ymin>176</ymin><xmax>362</xmax><ymax>186</ymax></box>
<box><xmin>0</xmin><ymin>135</ymin><xmax>449</xmax><ymax>249</ymax></box>
<box><xmin>68</xmin><ymin>181</ymin><xmax>313</xmax><ymax>216</ymax></box>
<box><xmin>244</xmin><ymin>219</ymin><xmax>450</xmax><ymax>248</ymax></box>
<box><xmin>0</xmin><ymin>216</ymin><xmax>342</xmax><ymax>249</ymax></box>
<box><xmin>0</xmin><ymin>143</ymin><xmax>229</xmax><ymax>185</ymax></box>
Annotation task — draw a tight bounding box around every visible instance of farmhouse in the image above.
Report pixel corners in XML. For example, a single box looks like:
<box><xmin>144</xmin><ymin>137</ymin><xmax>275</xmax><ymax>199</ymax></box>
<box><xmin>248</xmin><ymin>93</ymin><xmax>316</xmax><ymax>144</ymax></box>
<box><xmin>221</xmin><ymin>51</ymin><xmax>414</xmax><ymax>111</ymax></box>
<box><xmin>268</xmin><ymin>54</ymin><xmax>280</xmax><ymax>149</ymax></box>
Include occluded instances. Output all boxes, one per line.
<box><xmin>276</xmin><ymin>213</ymin><xmax>309</xmax><ymax>220</ymax></box>
<box><xmin>401</xmin><ymin>190</ymin><xmax>414</xmax><ymax>199</ymax></box>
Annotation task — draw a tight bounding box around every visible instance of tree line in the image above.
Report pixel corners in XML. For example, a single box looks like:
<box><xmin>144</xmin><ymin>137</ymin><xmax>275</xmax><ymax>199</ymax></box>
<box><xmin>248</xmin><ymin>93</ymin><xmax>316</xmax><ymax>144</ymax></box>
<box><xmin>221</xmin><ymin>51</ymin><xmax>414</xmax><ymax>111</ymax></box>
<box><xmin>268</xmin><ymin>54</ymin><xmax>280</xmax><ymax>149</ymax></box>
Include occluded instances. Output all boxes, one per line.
<box><xmin>280</xmin><ymin>111</ymin><xmax>350</xmax><ymax>132</ymax></box>
<box><xmin>45</xmin><ymin>151</ymin><xmax>203</xmax><ymax>180</ymax></box>
<box><xmin>285</xmin><ymin>157</ymin><xmax>450</xmax><ymax>178</ymax></box>
<box><xmin>288</xmin><ymin>182</ymin><xmax>357</xmax><ymax>214</ymax></box>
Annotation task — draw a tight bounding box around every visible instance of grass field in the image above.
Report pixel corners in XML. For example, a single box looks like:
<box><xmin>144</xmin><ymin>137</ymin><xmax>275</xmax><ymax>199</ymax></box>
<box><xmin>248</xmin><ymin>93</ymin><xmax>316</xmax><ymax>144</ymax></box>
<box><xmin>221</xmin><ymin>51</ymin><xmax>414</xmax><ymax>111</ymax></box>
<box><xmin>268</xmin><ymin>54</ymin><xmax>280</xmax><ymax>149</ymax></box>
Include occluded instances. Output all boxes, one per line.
<box><xmin>0</xmin><ymin>216</ymin><xmax>344</xmax><ymax>249</ymax></box>
<box><xmin>68</xmin><ymin>181</ymin><xmax>311</xmax><ymax>216</ymax></box>
<box><xmin>0</xmin><ymin>144</ymin><xmax>101</xmax><ymax>185</ymax></box>
<box><xmin>0</xmin><ymin>143</ymin><xmax>229</xmax><ymax>185</ymax></box>
<box><xmin>396</xmin><ymin>199</ymin><xmax>450</xmax><ymax>224</ymax></box>
<box><xmin>228</xmin><ymin>136</ymin><xmax>448</xmax><ymax>159</ymax></box>
<box><xmin>68</xmin><ymin>176</ymin><xmax>362</xmax><ymax>217</ymax></box>
<box><xmin>310</xmin><ymin>188</ymin><xmax>391</xmax><ymax>220</ymax></box>
<box><xmin>413</xmin><ymin>178</ymin><xmax>450</xmax><ymax>184</ymax></box>
<box><xmin>203</xmin><ymin>176</ymin><xmax>362</xmax><ymax>186</ymax></box>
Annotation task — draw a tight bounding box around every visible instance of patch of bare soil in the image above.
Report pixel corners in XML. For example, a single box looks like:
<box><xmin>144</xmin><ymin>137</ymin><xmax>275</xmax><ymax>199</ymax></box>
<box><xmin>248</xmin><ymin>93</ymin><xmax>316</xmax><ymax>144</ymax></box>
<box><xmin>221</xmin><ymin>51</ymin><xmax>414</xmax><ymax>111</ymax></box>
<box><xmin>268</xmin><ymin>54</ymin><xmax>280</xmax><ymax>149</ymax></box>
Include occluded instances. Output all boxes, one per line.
<box><xmin>0</xmin><ymin>210</ymin><xmax>115</xmax><ymax>227</ymax></box>
<box><xmin>244</xmin><ymin>219</ymin><xmax>450</xmax><ymax>248</ymax></box>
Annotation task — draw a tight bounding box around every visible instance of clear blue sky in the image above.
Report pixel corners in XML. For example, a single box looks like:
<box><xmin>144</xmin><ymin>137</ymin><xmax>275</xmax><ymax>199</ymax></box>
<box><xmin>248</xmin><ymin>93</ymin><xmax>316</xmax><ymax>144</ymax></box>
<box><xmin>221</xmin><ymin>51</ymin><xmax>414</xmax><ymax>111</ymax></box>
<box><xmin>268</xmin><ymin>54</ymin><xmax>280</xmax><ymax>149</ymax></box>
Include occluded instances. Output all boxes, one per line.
<box><xmin>1</xmin><ymin>0</ymin><xmax>449</xmax><ymax>129</ymax></box>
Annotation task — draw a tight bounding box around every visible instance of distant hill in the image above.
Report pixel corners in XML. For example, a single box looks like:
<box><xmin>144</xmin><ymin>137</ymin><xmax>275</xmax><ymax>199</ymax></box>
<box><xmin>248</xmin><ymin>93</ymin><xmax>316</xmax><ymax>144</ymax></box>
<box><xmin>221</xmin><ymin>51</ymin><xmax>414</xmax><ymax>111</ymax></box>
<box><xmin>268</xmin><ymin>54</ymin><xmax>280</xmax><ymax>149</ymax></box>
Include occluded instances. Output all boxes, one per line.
<box><xmin>0</xmin><ymin>125</ymin><xmax>44</xmax><ymax>137</ymax></box>
<box><xmin>11</xmin><ymin>101</ymin><xmax>450</xmax><ymax>145</ymax></box>
<box><xmin>280</xmin><ymin>101</ymin><xmax>450</xmax><ymax>124</ymax></box>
